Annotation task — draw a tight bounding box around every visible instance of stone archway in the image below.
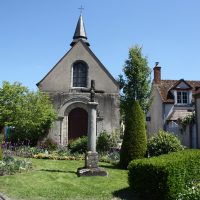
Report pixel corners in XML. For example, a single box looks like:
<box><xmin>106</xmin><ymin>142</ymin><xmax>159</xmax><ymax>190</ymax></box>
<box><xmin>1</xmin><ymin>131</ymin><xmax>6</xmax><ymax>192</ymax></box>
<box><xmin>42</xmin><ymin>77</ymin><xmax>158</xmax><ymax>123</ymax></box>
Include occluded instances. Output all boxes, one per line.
<box><xmin>68</xmin><ymin>107</ymin><xmax>88</xmax><ymax>140</ymax></box>
<box><xmin>57</xmin><ymin>96</ymin><xmax>90</xmax><ymax>145</ymax></box>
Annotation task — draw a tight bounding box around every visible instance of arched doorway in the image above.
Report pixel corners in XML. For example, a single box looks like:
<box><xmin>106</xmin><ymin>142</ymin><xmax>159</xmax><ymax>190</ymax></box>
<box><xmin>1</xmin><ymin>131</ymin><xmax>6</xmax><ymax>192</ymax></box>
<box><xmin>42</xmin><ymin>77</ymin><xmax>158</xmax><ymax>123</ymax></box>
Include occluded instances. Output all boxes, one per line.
<box><xmin>68</xmin><ymin>107</ymin><xmax>88</xmax><ymax>140</ymax></box>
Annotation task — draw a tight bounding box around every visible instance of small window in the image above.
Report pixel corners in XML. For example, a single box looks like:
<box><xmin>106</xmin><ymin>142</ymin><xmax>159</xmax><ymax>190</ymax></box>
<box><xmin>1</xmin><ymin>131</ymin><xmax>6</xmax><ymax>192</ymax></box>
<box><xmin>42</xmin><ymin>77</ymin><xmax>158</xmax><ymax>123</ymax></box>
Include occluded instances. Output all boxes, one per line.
<box><xmin>177</xmin><ymin>91</ymin><xmax>189</xmax><ymax>105</ymax></box>
<box><xmin>72</xmin><ymin>61</ymin><xmax>87</xmax><ymax>87</ymax></box>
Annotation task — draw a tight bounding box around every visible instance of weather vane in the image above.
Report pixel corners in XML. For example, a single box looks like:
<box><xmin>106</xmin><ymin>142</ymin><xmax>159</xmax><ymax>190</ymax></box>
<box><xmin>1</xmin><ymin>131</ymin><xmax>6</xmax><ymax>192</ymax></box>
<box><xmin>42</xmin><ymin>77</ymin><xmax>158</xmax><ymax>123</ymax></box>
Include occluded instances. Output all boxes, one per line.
<box><xmin>78</xmin><ymin>5</ymin><xmax>84</xmax><ymax>14</ymax></box>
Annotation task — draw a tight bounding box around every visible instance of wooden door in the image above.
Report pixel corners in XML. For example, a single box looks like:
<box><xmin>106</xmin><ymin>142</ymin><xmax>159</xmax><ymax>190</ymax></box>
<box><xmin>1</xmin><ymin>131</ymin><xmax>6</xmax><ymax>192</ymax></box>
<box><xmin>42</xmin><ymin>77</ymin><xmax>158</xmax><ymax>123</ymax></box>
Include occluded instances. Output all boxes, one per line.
<box><xmin>68</xmin><ymin>108</ymin><xmax>88</xmax><ymax>140</ymax></box>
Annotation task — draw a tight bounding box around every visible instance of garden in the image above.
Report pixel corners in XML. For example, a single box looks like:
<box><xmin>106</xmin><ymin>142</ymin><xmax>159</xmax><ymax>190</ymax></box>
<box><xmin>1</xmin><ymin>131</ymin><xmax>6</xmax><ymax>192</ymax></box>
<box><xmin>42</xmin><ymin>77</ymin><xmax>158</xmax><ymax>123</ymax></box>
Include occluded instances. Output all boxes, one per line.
<box><xmin>1</xmin><ymin>76</ymin><xmax>200</xmax><ymax>200</ymax></box>
<box><xmin>1</xmin><ymin>129</ymin><xmax>200</xmax><ymax>200</ymax></box>
<box><xmin>0</xmin><ymin>158</ymin><xmax>133</xmax><ymax>200</ymax></box>
<box><xmin>0</xmin><ymin>133</ymin><xmax>139</xmax><ymax>200</ymax></box>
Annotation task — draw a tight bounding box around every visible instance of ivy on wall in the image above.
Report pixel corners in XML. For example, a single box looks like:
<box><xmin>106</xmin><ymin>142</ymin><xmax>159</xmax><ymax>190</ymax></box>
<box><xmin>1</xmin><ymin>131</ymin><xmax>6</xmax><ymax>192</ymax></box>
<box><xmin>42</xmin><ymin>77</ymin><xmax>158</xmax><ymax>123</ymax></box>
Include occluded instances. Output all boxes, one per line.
<box><xmin>180</xmin><ymin>112</ymin><xmax>195</xmax><ymax>130</ymax></box>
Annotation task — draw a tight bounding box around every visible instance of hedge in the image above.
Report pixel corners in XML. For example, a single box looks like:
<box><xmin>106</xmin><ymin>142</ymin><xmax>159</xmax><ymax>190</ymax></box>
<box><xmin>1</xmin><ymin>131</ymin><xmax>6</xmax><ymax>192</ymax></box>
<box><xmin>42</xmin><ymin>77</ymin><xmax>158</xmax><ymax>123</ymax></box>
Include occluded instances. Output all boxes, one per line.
<box><xmin>128</xmin><ymin>150</ymin><xmax>200</xmax><ymax>200</ymax></box>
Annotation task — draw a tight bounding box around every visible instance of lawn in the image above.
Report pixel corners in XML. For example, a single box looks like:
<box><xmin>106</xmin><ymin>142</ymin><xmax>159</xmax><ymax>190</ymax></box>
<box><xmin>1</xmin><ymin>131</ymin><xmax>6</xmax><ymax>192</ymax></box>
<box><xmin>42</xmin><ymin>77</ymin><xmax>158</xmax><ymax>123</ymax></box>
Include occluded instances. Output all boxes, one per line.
<box><xmin>0</xmin><ymin>158</ymin><xmax>140</xmax><ymax>200</ymax></box>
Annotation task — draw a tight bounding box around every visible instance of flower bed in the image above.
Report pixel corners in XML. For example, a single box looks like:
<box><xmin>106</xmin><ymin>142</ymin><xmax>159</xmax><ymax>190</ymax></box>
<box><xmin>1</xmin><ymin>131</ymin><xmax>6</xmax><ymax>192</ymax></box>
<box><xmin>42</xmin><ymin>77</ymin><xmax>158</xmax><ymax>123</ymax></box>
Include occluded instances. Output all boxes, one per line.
<box><xmin>0</xmin><ymin>155</ymin><xmax>32</xmax><ymax>176</ymax></box>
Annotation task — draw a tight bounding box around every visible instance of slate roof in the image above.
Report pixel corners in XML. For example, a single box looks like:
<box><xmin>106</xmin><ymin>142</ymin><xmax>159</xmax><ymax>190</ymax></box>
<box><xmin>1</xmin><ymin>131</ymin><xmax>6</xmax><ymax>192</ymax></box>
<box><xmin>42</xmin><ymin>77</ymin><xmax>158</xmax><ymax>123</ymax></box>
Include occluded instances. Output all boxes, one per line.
<box><xmin>70</xmin><ymin>14</ymin><xmax>90</xmax><ymax>47</ymax></box>
<box><xmin>157</xmin><ymin>80</ymin><xmax>200</xmax><ymax>103</ymax></box>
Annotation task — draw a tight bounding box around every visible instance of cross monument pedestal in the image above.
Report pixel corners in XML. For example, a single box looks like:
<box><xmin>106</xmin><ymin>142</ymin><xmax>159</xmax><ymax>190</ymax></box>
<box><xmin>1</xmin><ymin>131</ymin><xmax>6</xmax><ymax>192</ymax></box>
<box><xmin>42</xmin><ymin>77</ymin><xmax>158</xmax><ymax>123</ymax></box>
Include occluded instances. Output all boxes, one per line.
<box><xmin>77</xmin><ymin>80</ymin><xmax>108</xmax><ymax>177</ymax></box>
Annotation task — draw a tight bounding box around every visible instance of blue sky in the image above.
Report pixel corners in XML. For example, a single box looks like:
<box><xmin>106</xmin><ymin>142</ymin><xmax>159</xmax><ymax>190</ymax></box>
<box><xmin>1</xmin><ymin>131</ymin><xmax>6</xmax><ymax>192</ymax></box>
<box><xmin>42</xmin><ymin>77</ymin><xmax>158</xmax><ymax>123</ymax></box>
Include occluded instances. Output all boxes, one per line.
<box><xmin>0</xmin><ymin>0</ymin><xmax>200</xmax><ymax>90</ymax></box>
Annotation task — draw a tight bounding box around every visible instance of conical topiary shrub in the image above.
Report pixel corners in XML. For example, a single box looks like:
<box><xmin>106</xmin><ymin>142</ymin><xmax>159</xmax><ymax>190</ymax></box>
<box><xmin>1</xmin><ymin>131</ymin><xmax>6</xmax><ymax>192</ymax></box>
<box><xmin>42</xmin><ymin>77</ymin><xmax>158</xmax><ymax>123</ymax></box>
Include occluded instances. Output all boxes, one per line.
<box><xmin>119</xmin><ymin>100</ymin><xmax>147</xmax><ymax>169</ymax></box>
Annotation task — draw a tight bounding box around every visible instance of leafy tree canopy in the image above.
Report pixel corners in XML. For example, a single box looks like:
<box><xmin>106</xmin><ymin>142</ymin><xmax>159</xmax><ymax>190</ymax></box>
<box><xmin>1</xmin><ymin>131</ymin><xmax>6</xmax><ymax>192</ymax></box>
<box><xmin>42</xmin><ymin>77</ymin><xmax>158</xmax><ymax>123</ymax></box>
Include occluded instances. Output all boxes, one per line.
<box><xmin>0</xmin><ymin>81</ymin><xmax>57</xmax><ymax>144</ymax></box>
<box><xmin>119</xmin><ymin>45</ymin><xmax>152</xmax><ymax>113</ymax></box>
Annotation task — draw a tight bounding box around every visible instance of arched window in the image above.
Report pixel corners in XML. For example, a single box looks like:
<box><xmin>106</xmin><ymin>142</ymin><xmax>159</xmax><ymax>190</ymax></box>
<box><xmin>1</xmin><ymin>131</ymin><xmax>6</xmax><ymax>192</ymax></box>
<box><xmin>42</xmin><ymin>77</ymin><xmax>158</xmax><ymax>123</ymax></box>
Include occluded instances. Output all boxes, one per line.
<box><xmin>72</xmin><ymin>61</ymin><xmax>87</xmax><ymax>87</ymax></box>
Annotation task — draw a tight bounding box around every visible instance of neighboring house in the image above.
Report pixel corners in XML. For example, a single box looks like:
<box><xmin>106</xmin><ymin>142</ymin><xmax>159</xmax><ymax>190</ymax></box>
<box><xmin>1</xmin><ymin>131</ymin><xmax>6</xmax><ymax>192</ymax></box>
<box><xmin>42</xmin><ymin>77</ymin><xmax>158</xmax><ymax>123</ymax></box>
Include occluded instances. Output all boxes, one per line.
<box><xmin>37</xmin><ymin>14</ymin><xmax>120</xmax><ymax>145</ymax></box>
<box><xmin>147</xmin><ymin>62</ymin><xmax>200</xmax><ymax>148</ymax></box>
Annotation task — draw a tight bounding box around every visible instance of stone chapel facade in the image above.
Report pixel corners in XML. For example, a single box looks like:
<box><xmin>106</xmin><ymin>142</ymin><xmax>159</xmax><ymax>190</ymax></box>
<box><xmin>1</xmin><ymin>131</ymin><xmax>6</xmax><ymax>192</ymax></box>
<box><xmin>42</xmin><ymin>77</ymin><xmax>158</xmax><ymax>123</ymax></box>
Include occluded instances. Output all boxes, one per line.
<box><xmin>37</xmin><ymin>14</ymin><xmax>120</xmax><ymax>145</ymax></box>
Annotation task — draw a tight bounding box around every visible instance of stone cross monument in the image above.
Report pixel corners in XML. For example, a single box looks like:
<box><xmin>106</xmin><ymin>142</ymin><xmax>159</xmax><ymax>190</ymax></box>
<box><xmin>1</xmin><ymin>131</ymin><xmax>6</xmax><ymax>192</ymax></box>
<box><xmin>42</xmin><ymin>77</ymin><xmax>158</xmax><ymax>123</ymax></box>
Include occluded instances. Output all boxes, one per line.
<box><xmin>77</xmin><ymin>80</ymin><xmax>108</xmax><ymax>176</ymax></box>
<box><xmin>81</xmin><ymin>80</ymin><xmax>104</xmax><ymax>153</ymax></box>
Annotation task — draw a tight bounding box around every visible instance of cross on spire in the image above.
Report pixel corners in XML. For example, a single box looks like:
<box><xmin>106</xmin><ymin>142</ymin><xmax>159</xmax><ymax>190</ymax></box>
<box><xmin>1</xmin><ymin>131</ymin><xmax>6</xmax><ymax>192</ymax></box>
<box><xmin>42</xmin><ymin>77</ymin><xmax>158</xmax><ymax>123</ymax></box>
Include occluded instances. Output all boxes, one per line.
<box><xmin>78</xmin><ymin>5</ymin><xmax>84</xmax><ymax>14</ymax></box>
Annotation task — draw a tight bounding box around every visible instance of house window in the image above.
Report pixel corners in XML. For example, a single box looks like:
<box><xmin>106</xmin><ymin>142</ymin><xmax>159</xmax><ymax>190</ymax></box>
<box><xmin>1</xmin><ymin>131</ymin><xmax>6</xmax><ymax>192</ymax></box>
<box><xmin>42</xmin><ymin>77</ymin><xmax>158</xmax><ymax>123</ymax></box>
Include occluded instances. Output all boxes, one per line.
<box><xmin>72</xmin><ymin>61</ymin><xmax>87</xmax><ymax>87</ymax></box>
<box><xmin>177</xmin><ymin>91</ymin><xmax>189</xmax><ymax>104</ymax></box>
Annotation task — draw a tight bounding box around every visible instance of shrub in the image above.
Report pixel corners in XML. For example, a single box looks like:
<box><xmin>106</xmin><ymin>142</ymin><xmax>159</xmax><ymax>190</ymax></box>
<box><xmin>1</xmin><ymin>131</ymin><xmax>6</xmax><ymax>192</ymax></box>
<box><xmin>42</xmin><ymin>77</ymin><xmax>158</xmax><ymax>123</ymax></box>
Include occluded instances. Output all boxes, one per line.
<box><xmin>99</xmin><ymin>151</ymin><xmax>120</xmax><ymax>164</ymax></box>
<box><xmin>0</xmin><ymin>134</ymin><xmax>3</xmax><ymax>160</ymax></box>
<box><xmin>177</xmin><ymin>181</ymin><xmax>200</xmax><ymax>200</ymax></box>
<box><xmin>0</xmin><ymin>148</ymin><xmax>2</xmax><ymax>160</ymax></box>
<box><xmin>97</xmin><ymin>130</ymin><xmax>121</xmax><ymax>153</ymax></box>
<box><xmin>68</xmin><ymin>136</ymin><xmax>87</xmax><ymax>154</ymax></box>
<box><xmin>39</xmin><ymin>138</ymin><xmax>57</xmax><ymax>150</ymax></box>
<box><xmin>55</xmin><ymin>146</ymin><xmax>70</xmax><ymax>156</ymax></box>
<box><xmin>148</xmin><ymin>130</ymin><xmax>184</xmax><ymax>157</ymax></box>
<box><xmin>128</xmin><ymin>150</ymin><xmax>200</xmax><ymax>200</ymax></box>
<box><xmin>0</xmin><ymin>155</ymin><xmax>32</xmax><ymax>176</ymax></box>
<box><xmin>0</xmin><ymin>147</ymin><xmax>2</xmax><ymax>160</ymax></box>
<box><xmin>110</xmin><ymin>130</ymin><xmax>122</xmax><ymax>150</ymax></box>
<box><xmin>97</xmin><ymin>131</ymin><xmax>111</xmax><ymax>152</ymax></box>
<box><xmin>119</xmin><ymin>100</ymin><xmax>147</xmax><ymax>169</ymax></box>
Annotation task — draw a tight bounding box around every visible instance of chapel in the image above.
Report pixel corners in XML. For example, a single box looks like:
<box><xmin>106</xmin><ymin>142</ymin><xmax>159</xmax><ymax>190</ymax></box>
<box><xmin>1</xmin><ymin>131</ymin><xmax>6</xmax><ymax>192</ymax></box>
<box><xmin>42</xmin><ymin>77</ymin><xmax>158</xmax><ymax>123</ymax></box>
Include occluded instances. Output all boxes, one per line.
<box><xmin>37</xmin><ymin>14</ymin><xmax>120</xmax><ymax>145</ymax></box>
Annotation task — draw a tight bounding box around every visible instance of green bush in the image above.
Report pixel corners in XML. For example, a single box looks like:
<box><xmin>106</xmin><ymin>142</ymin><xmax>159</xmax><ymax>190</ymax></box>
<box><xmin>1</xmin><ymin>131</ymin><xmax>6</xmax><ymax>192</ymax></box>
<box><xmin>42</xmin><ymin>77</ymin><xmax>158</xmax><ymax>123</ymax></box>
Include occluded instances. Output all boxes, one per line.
<box><xmin>128</xmin><ymin>150</ymin><xmax>200</xmax><ymax>200</ymax></box>
<box><xmin>0</xmin><ymin>155</ymin><xmax>32</xmax><ymax>176</ymax></box>
<box><xmin>99</xmin><ymin>151</ymin><xmax>120</xmax><ymax>164</ymax></box>
<box><xmin>110</xmin><ymin>130</ymin><xmax>122</xmax><ymax>149</ymax></box>
<box><xmin>119</xmin><ymin>100</ymin><xmax>147</xmax><ymax>169</ymax></box>
<box><xmin>68</xmin><ymin>136</ymin><xmax>87</xmax><ymax>154</ymax></box>
<box><xmin>97</xmin><ymin>130</ymin><xmax>121</xmax><ymax>153</ymax></box>
<box><xmin>39</xmin><ymin>138</ymin><xmax>58</xmax><ymax>150</ymax></box>
<box><xmin>0</xmin><ymin>134</ymin><xmax>3</xmax><ymax>160</ymax></box>
<box><xmin>97</xmin><ymin>131</ymin><xmax>111</xmax><ymax>152</ymax></box>
<box><xmin>0</xmin><ymin>147</ymin><xmax>2</xmax><ymax>160</ymax></box>
<box><xmin>148</xmin><ymin>130</ymin><xmax>184</xmax><ymax>157</ymax></box>
<box><xmin>177</xmin><ymin>181</ymin><xmax>200</xmax><ymax>200</ymax></box>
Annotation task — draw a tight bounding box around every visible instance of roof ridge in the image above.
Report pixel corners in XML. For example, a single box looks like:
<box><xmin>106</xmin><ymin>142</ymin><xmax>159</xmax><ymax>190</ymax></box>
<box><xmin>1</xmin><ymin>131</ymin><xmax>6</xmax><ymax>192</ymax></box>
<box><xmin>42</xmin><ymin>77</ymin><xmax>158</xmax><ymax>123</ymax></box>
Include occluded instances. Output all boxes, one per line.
<box><xmin>161</xmin><ymin>79</ymin><xmax>200</xmax><ymax>82</ymax></box>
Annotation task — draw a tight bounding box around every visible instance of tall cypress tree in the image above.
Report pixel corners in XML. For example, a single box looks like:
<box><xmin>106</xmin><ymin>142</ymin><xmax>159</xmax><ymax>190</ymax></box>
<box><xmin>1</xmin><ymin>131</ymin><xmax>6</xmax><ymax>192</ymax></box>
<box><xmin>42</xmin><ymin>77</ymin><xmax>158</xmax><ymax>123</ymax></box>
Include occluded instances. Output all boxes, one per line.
<box><xmin>119</xmin><ymin>100</ymin><xmax>147</xmax><ymax>169</ymax></box>
<box><xmin>119</xmin><ymin>45</ymin><xmax>152</xmax><ymax>113</ymax></box>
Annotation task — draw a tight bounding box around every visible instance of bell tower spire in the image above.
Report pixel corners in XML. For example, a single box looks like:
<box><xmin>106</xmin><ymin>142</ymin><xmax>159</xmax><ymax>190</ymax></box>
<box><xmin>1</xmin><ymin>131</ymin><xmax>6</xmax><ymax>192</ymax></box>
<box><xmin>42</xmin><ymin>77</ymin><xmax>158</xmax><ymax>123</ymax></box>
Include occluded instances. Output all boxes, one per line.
<box><xmin>70</xmin><ymin>9</ymin><xmax>90</xmax><ymax>47</ymax></box>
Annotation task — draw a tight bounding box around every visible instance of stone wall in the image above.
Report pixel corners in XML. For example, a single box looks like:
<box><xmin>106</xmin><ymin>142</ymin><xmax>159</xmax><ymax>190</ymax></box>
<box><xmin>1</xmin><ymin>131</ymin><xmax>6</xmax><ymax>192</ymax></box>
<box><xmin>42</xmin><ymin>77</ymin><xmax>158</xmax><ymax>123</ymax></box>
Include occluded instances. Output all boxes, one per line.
<box><xmin>47</xmin><ymin>91</ymin><xmax>120</xmax><ymax>145</ymax></box>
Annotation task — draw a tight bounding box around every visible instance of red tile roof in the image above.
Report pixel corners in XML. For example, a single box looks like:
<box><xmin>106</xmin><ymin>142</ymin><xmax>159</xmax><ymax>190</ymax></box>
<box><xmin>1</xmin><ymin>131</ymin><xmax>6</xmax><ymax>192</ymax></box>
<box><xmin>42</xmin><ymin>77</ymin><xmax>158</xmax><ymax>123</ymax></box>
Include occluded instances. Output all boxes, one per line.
<box><xmin>156</xmin><ymin>80</ymin><xmax>200</xmax><ymax>103</ymax></box>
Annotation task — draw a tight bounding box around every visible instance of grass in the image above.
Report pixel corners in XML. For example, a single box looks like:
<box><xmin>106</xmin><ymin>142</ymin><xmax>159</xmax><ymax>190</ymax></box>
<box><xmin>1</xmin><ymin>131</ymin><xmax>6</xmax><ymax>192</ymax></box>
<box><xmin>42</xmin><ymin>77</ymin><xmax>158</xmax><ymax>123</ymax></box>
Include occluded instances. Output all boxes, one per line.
<box><xmin>0</xmin><ymin>158</ymin><xmax>140</xmax><ymax>200</ymax></box>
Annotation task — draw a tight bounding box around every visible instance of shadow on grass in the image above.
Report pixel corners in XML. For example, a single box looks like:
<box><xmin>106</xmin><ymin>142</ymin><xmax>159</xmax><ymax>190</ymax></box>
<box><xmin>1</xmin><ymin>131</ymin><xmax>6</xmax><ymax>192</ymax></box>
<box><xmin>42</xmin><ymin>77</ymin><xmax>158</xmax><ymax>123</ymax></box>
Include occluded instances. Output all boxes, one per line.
<box><xmin>39</xmin><ymin>169</ymin><xmax>67</xmax><ymax>173</ymax></box>
<box><xmin>113</xmin><ymin>187</ymin><xmax>142</xmax><ymax>200</ymax></box>
<box><xmin>99</xmin><ymin>163</ymin><xmax>120</xmax><ymax>169</ymax></box>
<box><xmin>39</xmin><ymin>169</ymin><xmax>78</xmax><ymax>175</ymax></box>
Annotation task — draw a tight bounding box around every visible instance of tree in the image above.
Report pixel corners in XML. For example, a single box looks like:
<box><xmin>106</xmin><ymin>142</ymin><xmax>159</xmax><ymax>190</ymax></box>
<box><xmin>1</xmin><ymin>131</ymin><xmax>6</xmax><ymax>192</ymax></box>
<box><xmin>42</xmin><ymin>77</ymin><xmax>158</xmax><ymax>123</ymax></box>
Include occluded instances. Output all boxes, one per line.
<box><xmin>119</xmin><ymin>100</ymin><xmax>147</xmax><ymax>169</ymax></box>
<box><xmin>119</xmin><ymin>45</ymin><xmax>152</xmax><ymax>113</ymax></box>
<box><xmin>0</xmin><ymin>134</ymin><xmax>3</xmax><ymax>160</ymax></box>
<box><xmin>0</xmin><ymin>81</ymin><xmax>57</xmax><ymax>145</ymax></box>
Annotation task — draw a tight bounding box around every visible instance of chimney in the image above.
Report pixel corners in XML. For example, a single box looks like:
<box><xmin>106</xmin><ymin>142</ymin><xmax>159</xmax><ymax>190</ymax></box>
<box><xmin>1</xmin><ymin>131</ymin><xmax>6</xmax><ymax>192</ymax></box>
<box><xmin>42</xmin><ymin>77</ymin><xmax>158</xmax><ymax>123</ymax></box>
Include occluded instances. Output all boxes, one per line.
<box><xmin>153</xmin><ymin>62</ymin><xmax>161</xmax><ymax>84</ymax></box>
